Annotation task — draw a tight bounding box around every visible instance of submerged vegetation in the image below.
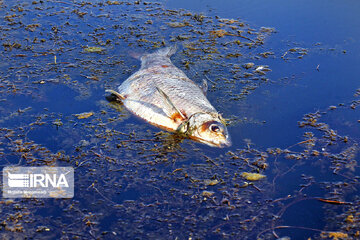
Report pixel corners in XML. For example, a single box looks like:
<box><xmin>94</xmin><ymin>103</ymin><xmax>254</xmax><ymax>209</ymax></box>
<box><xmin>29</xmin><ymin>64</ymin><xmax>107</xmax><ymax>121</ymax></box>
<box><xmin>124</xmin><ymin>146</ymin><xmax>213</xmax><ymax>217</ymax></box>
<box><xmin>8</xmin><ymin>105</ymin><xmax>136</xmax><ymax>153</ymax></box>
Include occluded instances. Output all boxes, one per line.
<box><xmin>0</xmin><ymin>0</ymin><xmax>359</xmax><ymax>239</ymax></box>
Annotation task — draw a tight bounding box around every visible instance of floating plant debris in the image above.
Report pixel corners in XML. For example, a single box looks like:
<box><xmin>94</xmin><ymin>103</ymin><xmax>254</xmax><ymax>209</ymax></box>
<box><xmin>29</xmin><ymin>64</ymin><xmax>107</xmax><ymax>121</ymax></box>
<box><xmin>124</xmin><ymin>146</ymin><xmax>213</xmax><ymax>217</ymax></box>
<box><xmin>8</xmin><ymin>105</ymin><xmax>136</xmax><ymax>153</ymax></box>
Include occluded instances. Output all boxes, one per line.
<box><xmin>0</xmin><ymin>0</ymin><xmax>358</xmax><ymax>239</ymax></box>
<box><xmin>83</xmin><ymin>46</ymin><xmax>105</xmax><ymax>53</ymax></box>
<box><xmin>241</xmin><ymin>172</ymin><xmax>266</xmax><ymax>181</ymax></box>
<box><xmin>75</xmin><ymin>112</ymin><xmax>94</xmax><ymax>119</ymax></box>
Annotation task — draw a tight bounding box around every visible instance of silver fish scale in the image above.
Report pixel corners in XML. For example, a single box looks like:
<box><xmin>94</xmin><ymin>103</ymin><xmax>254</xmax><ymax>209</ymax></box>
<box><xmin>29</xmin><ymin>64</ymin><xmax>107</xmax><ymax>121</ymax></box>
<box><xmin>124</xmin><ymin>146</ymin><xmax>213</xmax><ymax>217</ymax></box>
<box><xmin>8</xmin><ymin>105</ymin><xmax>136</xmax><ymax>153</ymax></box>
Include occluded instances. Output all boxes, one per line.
<box><xmin>117</xmin><ymin>49</ymin><xmax>218</xmax><ymax>131</ymax></box>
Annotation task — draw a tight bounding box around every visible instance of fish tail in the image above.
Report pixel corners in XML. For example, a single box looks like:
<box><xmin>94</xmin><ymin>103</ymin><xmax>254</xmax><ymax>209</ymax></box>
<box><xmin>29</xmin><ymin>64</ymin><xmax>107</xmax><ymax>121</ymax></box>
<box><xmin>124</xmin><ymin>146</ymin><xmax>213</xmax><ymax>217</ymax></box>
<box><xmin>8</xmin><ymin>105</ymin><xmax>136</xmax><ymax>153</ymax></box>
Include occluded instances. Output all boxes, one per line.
<box><xmin>153</xmin><ymin>45</ymin><xmax>177</xmax><ymax>58</ymax></box>
<box><xmin>130</xmin><ymin>46</ymin><xmax>177</xmax><ymax>61</ymax></box>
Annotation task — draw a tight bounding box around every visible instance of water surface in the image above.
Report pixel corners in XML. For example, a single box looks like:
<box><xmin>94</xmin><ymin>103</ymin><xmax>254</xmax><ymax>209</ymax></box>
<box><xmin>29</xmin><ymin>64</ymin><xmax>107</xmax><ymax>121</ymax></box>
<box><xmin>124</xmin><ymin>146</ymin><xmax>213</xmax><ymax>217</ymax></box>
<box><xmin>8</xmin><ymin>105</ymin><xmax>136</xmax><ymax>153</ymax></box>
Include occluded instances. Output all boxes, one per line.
<box><xmin>0</xmin><ymin>0</ymin><xmax>359</xmax><ymax>239</ymax></box>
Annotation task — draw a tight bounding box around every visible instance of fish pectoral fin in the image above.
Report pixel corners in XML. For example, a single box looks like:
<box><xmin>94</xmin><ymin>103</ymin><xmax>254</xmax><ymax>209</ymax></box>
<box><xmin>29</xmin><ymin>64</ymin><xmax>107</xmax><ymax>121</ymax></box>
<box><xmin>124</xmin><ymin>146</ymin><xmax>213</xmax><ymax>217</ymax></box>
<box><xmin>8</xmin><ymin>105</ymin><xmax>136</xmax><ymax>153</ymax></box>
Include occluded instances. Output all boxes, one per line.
<box><xmin>105</xmin><ymin>89</ymin><xmax>126</xmax><ymax>101</ymax></box>
<box><xmin>200</xmin><ymin>79</ymin><xmax>208</xmax><ymax>95</ymax></box>
<box><xmin>155</xmin><ymin>86</ymin><xmax>187</xmax><ymax>121</ymax></box>
<box><xmin>176</xmin><ymin>120</ymin><xmax>189</xmax><ymax>134</ymax></box>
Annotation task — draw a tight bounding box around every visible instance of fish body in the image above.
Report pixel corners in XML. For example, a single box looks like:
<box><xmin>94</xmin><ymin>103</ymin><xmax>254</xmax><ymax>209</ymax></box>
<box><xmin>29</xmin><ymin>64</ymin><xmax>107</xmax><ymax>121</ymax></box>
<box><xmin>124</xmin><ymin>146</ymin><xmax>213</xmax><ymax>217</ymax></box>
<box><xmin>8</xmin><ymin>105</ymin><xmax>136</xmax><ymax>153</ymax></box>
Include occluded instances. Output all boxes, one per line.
<box><xmin>112</xmin><ymin>46</ymin><xmax>231</xmax><ymax>147</ymax></box>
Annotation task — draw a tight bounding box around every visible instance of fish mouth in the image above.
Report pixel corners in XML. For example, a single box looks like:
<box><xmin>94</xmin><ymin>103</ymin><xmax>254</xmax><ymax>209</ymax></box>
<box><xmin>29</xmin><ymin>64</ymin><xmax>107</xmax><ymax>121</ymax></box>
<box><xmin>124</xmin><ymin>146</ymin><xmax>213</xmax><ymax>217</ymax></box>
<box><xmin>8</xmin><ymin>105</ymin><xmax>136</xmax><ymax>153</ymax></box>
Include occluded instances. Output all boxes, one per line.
<box><xmin>191</xmin><ymin>135</ymin><xmax>232</xmax><ymax>148</ymax></box>
<box><xmin>216</xmin><ymin>137</ymin><xmax>232</xmax><ymax>148</ymax></box>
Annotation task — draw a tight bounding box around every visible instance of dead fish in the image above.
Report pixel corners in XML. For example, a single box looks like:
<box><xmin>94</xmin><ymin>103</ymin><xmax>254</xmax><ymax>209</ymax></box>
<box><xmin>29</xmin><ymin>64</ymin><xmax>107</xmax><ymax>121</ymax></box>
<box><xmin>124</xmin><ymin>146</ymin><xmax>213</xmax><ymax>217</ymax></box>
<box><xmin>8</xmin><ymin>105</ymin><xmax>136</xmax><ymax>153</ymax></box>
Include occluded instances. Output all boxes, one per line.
<box><xmin>106</xmin><ymin>46</ymin><xmax>231</xmax><ymax>148</ymax></box>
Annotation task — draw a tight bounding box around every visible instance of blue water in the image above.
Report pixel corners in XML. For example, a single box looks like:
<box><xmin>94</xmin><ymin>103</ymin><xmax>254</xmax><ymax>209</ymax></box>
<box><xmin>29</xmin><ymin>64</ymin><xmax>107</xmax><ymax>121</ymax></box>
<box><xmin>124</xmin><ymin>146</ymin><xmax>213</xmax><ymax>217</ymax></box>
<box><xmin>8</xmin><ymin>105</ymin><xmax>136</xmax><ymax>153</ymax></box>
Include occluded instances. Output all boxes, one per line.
<box><xmin>0</xmin><ymin>0</ymin><xmax>359</xmax><ymax>239</ymax></box>
<box><xmin>167</xmin><ymin>0</ymin><xmax>360</xmax><ymax>147</ymax></box>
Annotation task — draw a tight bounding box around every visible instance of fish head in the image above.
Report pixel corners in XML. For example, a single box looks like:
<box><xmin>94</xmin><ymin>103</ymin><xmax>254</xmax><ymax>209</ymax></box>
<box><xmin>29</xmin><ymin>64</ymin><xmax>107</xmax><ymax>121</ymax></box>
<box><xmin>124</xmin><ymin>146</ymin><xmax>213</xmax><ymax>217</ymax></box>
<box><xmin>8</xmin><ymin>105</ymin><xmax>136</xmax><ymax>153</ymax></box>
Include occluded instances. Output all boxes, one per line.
<box><xmin>188</xmin><ymin>113</ymin><xmax>231</xmax><ymax>148</ymax></box>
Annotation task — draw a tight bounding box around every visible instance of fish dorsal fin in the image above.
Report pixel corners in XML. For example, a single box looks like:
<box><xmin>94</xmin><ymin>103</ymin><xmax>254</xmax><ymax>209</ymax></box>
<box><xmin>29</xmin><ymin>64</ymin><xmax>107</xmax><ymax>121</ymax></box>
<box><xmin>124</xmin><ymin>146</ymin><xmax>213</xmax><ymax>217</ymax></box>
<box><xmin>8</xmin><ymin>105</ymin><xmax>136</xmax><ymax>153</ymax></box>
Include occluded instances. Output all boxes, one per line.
<box><xmin>200</xmin><ymin>79</ymin><xmax>208</xmax><ymax>95</ymax></box>
<box><xmin>155</xmin><ymin>86</ymin><xmax>186</xmax><ymax>121</ymax></box>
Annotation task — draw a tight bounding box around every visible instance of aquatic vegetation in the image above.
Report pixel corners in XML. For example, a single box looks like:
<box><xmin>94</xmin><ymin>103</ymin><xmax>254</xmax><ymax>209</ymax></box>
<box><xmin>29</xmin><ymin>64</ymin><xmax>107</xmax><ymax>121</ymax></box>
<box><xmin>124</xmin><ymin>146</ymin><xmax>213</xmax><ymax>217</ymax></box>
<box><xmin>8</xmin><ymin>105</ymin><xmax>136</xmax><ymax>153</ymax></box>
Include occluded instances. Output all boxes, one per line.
<box><xmin>321</xmin><ymin>231</ymin><xmax>348</xmax><ymax>240</ymax></box>
<box><xmin>241</xmin><ymin>172</ymin><xmax>266</xmax><ymax>181</ymax></box>
<box><xmin>75</xmin><ymin>112</ymin><xmax>94</xmax><ymax>119</ymax></box>
<box><xmin>83</xmin><ymin>46</ymin><xmax>105</xmax><ymax>53</ymax></box>
<box><xmin>0</xmin><ymin>0</ymin><xmax>359</xmax><ymax>239</ymax></box>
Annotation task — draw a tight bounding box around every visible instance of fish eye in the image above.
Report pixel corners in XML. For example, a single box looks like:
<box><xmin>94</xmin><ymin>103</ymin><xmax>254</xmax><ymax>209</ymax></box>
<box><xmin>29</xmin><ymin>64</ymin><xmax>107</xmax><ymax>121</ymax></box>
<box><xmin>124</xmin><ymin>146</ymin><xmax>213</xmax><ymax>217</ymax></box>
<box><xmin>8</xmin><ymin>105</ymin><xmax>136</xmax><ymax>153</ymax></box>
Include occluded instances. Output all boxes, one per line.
<box><xmin>210</xmin><ymin>124</ymin><xmax>221</xmax><ymax>132</ymax></box>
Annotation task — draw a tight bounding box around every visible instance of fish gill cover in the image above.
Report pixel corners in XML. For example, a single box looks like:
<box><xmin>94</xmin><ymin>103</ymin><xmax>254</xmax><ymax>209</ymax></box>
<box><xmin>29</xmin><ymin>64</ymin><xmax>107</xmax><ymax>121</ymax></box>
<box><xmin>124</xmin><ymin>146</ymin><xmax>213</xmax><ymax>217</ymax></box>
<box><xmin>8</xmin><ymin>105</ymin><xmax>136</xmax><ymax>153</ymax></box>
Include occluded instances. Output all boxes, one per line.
<box><xmin>0</xmin><ymin>0</ymin><xmax>359</xmax><ymax>239</ymax></box>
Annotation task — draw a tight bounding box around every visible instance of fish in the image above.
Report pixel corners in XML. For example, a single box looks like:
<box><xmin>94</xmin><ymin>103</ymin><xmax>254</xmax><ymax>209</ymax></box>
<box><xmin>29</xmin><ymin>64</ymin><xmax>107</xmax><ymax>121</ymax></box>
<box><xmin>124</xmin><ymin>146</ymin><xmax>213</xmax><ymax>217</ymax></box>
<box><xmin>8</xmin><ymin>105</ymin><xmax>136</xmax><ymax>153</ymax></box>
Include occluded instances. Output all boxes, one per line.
<box><xmin>106</xmin><ymin>46</ymin><xmax>231</xmax><ymax>148</ymax></box>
